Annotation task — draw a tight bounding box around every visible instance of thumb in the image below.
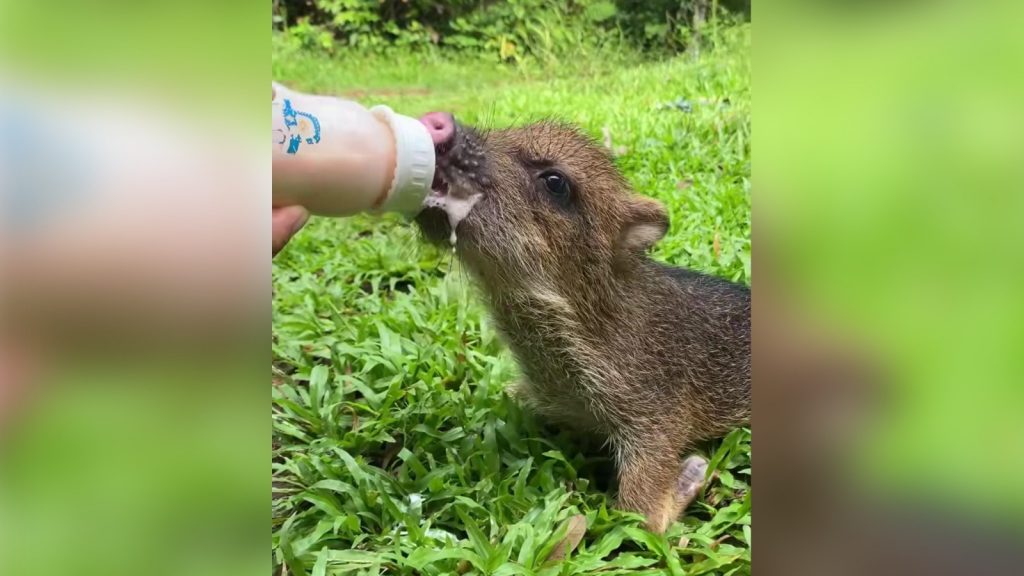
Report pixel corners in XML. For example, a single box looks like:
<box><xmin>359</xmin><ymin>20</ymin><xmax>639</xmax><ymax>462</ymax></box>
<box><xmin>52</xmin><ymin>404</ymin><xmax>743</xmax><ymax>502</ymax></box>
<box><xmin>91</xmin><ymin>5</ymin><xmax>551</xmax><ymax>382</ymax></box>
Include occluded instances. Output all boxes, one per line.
<box><xmin>272</xmin><ymin>206</ymin><xmax>309</xmax><ymax>256</ymax></box>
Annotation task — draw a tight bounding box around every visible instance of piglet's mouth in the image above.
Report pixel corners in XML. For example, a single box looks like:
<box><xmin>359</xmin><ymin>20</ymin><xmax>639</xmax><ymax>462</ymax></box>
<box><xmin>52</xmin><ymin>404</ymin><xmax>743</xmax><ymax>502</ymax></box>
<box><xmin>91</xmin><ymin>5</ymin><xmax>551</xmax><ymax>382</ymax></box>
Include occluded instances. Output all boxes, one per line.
<box><xmin>416</xmin><ymin>111</ymin><xmax>487</xmax><ymax>246</ymax></box>
<box><xmin>430</xmin><ymin>170</ymin><xmax>450</xmax><ymax>197</ymax></box>
<box><xmin>421</xmin><ymin>170</ymin><xmax>482</xmax><ymax>238</ymax></box>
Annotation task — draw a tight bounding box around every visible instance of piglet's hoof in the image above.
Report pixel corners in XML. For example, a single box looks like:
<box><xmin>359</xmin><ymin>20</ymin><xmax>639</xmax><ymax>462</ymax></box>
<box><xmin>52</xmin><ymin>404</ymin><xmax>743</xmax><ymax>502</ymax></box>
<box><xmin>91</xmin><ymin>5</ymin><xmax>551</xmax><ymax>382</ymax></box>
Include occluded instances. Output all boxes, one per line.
<box><xmin>675</xmin><ymin>455</ymin><xmax>709</xmax><ymax>512</ymax></box>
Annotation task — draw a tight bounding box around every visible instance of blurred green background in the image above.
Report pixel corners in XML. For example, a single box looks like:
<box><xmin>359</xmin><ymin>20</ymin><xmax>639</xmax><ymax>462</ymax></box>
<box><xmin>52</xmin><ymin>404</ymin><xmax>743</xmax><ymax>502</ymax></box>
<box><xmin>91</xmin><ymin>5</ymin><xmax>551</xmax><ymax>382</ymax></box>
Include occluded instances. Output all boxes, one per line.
<box><xmin>0</xmin><ymin>2</ymin><xmax>267</xmax><ymax>576</ymax></box>
<box><xmin>0</xmin><ymin>1</ymin><xmax>264</xmax><ymax>119</ymax></box>
<box><xmin>758</xmin><ymin>0</ymin><xmax>1024</xmax><ymax>527</ymax></box>
<box><xmin>273</xmin><ymin>0</ymin><xmax>750</xmax><ymax>63</ymax></box>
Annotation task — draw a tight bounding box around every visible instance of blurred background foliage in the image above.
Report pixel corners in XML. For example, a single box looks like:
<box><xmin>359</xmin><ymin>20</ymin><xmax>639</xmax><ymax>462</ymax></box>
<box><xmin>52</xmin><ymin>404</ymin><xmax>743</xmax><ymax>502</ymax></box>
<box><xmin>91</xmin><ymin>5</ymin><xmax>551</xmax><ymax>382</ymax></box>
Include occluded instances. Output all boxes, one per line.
<box><xmin>272</xmin><ymin>0</ymin><xmax>751</xmax><ymax>63</ymax></box>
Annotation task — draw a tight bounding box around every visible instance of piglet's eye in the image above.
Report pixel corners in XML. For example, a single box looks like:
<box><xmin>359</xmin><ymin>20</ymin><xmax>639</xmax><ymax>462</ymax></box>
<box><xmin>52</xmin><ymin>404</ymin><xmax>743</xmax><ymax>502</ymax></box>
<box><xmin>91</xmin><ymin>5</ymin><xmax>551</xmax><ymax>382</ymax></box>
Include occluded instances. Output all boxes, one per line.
<box><xmin>540</xmin><ymin>170</ymin><xmax>570</xmax><ymax>201</ymax></box>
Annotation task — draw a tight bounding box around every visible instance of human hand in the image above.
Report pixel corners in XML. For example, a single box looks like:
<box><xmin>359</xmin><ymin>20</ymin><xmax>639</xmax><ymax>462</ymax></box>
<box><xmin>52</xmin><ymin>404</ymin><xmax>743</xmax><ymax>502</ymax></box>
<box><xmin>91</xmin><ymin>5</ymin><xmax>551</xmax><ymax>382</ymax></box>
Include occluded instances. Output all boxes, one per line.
<box><xmin>272</xmin><ymin>206</ymin><xmax>309</xmax><ymax>256</ymax></box>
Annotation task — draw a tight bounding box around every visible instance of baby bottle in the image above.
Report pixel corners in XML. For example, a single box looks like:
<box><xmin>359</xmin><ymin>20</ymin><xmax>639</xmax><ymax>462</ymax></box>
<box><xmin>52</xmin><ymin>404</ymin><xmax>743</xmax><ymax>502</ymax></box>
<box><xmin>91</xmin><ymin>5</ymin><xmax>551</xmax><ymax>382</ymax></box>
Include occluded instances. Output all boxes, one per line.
<box><xmin>272</xmin><ymin>83</ymin><xmax>435</xmax><ymax>216</ymax></box>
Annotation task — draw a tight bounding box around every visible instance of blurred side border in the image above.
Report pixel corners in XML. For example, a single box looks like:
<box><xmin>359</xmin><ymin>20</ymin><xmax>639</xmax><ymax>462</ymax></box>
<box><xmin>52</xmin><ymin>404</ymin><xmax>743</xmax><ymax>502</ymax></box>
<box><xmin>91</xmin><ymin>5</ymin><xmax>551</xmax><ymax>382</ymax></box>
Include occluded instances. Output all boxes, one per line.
<box><xmin>755</xmin><ymin>1</ymin><xmax>1024</xmax><ymax>574</ymax></box>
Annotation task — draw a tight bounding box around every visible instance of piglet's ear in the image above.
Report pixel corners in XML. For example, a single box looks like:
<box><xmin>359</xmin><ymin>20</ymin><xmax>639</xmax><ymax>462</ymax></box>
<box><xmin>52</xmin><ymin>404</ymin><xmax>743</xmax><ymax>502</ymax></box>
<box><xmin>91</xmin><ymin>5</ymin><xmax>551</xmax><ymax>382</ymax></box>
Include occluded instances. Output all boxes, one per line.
<box><xmin>617</xmin><ymin>196</ymin><xmax>669</xmax><ymax>253</ymax></box>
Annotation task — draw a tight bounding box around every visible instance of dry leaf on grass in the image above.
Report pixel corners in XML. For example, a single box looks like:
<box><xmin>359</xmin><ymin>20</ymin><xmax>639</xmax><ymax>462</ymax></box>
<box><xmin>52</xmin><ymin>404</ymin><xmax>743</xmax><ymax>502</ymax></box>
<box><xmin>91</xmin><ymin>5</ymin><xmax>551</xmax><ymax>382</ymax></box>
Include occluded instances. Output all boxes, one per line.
<box><xmin>544</xmin><ymin>514</ymin><xmax>588</xmax><ymax>563</ymax></box>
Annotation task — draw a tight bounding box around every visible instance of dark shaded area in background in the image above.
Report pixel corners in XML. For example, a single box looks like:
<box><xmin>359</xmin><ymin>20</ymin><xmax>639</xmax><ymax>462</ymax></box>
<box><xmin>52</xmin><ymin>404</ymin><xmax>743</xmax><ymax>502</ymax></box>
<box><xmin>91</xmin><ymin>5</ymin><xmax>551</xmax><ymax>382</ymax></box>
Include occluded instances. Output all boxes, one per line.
<box><xmin>273</xmin><ymin>0</ymin><xmax>751</xmax><ymax>56</ymax></box>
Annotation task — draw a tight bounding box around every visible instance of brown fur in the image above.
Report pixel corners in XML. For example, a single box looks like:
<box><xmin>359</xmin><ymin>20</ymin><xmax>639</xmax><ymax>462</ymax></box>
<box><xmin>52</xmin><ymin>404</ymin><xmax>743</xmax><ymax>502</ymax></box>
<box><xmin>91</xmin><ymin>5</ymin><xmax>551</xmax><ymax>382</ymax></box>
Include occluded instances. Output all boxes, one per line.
<box><xmin>417</xmin><ymin>121</ymin><xmax>751</xmax><ymax>533</ymax></box>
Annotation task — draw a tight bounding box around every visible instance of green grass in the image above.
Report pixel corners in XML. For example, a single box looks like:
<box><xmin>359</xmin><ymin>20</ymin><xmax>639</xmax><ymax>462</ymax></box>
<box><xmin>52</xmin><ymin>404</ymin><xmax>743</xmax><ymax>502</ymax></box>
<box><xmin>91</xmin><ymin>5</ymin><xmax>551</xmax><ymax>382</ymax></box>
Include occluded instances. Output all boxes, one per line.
<box><xmin>273</xmin><ymin>25</ymin><xmax>751</xmax><ymax>576</ymax></box>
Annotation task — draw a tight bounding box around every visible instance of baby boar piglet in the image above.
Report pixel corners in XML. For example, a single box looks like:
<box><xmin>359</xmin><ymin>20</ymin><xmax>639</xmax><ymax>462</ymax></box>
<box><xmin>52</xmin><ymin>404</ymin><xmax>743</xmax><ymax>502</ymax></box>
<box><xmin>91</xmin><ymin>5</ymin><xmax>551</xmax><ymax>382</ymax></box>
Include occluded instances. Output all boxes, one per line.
<box><xmin>415</xmin><ymin>112</ymin><xmax>751</xmax><ymax>533</ymax></box>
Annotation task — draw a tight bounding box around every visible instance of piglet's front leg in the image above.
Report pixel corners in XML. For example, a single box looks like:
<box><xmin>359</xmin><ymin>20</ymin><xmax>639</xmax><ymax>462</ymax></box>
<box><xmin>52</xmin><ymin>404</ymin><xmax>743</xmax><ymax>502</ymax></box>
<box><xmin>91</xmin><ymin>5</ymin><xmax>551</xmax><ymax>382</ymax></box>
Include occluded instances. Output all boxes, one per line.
<box><xmin>614</xmin><ymin>434</ymin><xmax>683</xmax><ymax>534</ymax></box>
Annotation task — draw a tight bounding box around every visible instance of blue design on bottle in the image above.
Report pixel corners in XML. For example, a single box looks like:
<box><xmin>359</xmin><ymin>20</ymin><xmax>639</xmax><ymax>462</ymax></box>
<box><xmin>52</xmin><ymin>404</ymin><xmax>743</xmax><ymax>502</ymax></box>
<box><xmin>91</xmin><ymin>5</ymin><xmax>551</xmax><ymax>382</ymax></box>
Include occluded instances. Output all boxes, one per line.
<box><xmin>281</xmin><ymin>98</ymin><xmax>321</xmax><ymax>155</ymax></box>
